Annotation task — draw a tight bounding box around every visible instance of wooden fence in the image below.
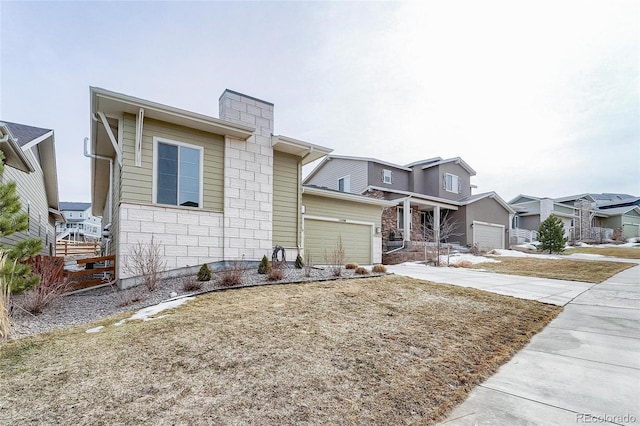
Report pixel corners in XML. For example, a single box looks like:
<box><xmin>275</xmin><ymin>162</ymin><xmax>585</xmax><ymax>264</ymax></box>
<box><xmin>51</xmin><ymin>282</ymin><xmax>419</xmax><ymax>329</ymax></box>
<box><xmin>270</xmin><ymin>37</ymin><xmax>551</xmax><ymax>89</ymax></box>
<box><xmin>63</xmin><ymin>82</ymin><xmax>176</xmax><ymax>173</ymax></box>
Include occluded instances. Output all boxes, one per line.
<box><xmin>25</xmin><ymin>254</ymin><xmax>116</xmax><ymax>293</ymax></box>
<box><xmin>64</xmin><ymin>255</ymin><xmax>116</xmax><ymax>291</ymax></box>
<box><xmin>56</xmin><ymin>240</ymin><xmax>101</xmax><ymax>257</ymax></box>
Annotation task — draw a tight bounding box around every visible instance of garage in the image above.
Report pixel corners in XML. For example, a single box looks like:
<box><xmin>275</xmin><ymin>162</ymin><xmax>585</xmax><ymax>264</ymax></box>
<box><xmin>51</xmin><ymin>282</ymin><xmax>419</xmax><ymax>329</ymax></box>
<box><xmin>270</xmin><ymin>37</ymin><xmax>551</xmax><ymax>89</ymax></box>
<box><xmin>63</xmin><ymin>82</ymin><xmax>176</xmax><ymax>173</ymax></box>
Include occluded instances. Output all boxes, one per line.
<box><xmin>301</xmin><ymin>186</ymin><xmax>396</xmax><ymax>265</ymax></box>
<box><xmin>472</xmin><ymin>221</ymin><xmax>505</xmax><ymax>251</ymax></box>
<box><xmin>304</xmin><ymin>219</ymin><xmax>372</xmax><ymax>265</ymax></box>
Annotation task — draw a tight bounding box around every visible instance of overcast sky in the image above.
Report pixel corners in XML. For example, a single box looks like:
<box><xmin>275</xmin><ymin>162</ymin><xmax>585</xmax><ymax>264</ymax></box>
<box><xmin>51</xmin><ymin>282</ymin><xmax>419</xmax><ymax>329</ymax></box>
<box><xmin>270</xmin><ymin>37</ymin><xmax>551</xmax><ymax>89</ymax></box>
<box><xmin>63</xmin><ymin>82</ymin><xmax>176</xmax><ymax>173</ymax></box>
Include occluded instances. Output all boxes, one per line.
<box><xmin>1</xmin><ymin>0</ymin><xmax>638</xmax><ymax>204</ymax></box>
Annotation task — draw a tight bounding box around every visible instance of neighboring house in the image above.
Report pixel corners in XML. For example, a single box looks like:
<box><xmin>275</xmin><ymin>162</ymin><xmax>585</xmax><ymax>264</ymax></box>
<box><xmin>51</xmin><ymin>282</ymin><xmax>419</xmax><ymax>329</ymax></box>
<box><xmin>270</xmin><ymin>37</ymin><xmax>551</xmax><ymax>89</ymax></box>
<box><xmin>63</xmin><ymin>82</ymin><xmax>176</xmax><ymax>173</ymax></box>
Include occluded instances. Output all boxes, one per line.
<box><xmin>510</xmin><ymin>193</ymin><xmax>640</xmax><ymax>242</ymax></box>
<box><xmin>89</xmin><ymin>87</ymin><xmax>392</xmax><ymax>287</ymax></box>
<box><xmin>0</xmin><ymin>121</ymin><xmax>63</xmax><ymax>256</ymax></box>
<box><xmin>304</xmin><ymin>155</ymin><xmax>514</xmax><ymax>252</ymax></box>
<box><xmin>56</xmin><ymin>202</ymin><xmax>102</xmax><ymax>241</ymax></box>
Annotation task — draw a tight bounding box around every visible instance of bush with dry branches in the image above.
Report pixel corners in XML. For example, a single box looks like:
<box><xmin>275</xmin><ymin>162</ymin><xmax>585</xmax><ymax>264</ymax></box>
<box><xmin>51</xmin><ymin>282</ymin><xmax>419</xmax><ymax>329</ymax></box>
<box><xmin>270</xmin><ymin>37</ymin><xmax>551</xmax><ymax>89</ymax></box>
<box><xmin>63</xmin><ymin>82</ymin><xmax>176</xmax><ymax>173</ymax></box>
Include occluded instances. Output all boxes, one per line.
<box><xmin>324</xmin><ymin>236</ymin><xmax>345</xmax><ymax>277</ymax></box>
<box><xmin>20</xmin><ymin>256</ymin><xmax>71</xmax><ymax>315</ymax></box>
<box><xmin>123</xmin><ymin>237</ymin><xmax>166</xmax><ymax>291</ymax></box>
<box><xmin>218</xmin><ymin>262</ymin><xmax>244</xmax><ymax>287</ymax></box>
<box><xmin>304</xmin><ymin>252</ymin><xmax>314</xmax><ymax>278</ymax></box>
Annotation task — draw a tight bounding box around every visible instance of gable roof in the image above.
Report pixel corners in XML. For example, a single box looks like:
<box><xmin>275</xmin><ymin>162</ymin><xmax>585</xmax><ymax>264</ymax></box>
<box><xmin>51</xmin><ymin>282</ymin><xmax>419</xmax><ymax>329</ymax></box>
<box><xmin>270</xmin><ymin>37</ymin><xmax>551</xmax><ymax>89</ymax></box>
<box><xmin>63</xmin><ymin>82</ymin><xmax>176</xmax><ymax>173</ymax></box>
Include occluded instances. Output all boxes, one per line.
<box><xmin>60</xmin><ymin>202</ymin><xmax>92</xmax><ymax>212</ymax></box>
<box><xmin>404</xmin><ymin>157</ymin><xmax>442</xmax><ymax>168</ymax></box>
<box><xmin>419</xmin><ymin>157</ymin><xmax>476</xmax><ymax>176</ymax></box>
<box><xmin>458</xmin><ymin>191</ymin><xmax>515</xmax><ymax>213</ymax></box>
<box><xmin>303</xmin><ymin>154</ymin><xmax>412</xmax><ymax>184</ymax></box>
<box><xmin>595</xmin><ymin>205</ymin><xmax>640</xmax><ymax>217</ymax></box>
<box><xmin>509</xmin><ymin>194</ymin><xmax>541</xmax><ymax>204</ymax></box>
<box><xmin>302</xmin><ymin>184</ymin><xmax>397</xmax><ymax>207</ymax></box>
<box><xmin>0</xmin><ymin>121</ymin><xmax>60</xmax><ymax>211</ymax></box>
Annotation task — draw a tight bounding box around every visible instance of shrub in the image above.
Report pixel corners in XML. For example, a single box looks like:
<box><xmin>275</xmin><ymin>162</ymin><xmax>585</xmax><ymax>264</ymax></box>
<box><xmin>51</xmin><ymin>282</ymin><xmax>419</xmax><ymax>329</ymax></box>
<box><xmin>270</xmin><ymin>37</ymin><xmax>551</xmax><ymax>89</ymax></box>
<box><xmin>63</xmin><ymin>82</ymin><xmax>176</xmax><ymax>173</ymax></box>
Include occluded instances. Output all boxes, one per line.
<box><xmin>123</xmin><ymin>237</ymin><xmax>166</xmax><ymax>291</ymax></box>
<box><xmin>372</xmin><ymin>264</ymin><xmax>387</xmax><ymax>273</ymax></box>
<box><xmin>324</xmin><ymin>236</ymin><xmax>345</xmax><ymax>277</ymax></box>
<box><xmin>197</xmin><ymin>264</ymin><xmax>212</xmax><ymax>281</ymax></box>
<box><xmin>218</xmin><ymin>262</ymin><xmax>244</xmax><ymax>287</ymax></box>
<box><xmin>354</xmin><ymin>266</ymin><xmax>370</xmax><ymax>275</ymax></box>
<box><xmin>304</xmin><ymin>252</ymin><xmax>314</xmax><ymax>278</ymax></box>
<box><xmin>20</xmin><ymin>256</ymin><xmax>71</xmax><ymax>315</ymax></box>
<box><xmin>538</xmin><ymin>214</ymin><xmax>568</xmax><ymax>254</ymax></box>
<box><xmin>267</xmin><ymin>266</ymin><xmax>284</xmax><ymax>281</ymax></box>
<box><xmin>469</xmin><ymin>243</ymin><xmax>481</xmax><ymax>256</ymax></box>
<box><xmin>294</xmin><ymin>254</ymin><xmax>304</xmax><ymax>269</ymax></box>
<box><xmin>345</xmin><ymin>263</ymin><xmax>359</xmax><ymax>270</ymax></box>
<box><xmin>452</xmin><ymin>260</ymin><xmax>473</xmax><ymax>268</ymax></box>
<box><xmin>183</xmin><ymin>276</ymin><xmax>203</xmax><ymax>292</ymax></box>
<box><xmin>116</xmin><ymin>293</ymin><xmax>145</xmax><ymax>308</ymax></box>
<box><xmin>258</xmin><ymin>255</ymin><xmax>271</xmax><ymax>275</ymax></box>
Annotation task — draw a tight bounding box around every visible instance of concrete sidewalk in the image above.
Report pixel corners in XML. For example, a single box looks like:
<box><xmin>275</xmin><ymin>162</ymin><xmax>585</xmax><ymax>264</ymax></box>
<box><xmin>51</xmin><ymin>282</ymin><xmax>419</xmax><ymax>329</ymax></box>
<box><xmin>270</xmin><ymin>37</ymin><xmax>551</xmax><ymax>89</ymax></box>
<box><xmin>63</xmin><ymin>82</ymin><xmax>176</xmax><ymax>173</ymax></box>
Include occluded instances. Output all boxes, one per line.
<box><xmin>387</xmin><ymin>262</ymin><xmax>640</xmax><ymax>425</ymax></box>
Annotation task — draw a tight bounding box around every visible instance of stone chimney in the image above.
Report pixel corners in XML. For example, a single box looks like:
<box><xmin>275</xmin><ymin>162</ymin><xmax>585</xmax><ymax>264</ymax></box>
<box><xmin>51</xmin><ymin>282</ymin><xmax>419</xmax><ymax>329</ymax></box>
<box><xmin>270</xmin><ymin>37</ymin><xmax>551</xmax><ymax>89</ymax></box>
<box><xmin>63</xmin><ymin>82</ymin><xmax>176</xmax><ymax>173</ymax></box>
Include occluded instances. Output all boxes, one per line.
<box><xmin>218</xmin><ymin>90</ymin><xmax>275</xmax><ymax>261</ymax></box>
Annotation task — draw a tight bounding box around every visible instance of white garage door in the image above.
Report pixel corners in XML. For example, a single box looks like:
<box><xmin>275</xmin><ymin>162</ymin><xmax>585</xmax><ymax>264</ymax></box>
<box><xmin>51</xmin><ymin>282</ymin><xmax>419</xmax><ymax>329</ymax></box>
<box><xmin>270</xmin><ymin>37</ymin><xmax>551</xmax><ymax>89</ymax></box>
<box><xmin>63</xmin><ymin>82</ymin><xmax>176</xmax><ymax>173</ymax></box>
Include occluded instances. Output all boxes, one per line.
<box><xmin>304</xmin><ymin>219</ymin><xmax>372</xmax><ymax>265</ymax></box>
<box><xmin>473</xmin><ymin>221</ymin><xmax>505</xmax><ymax>251</ymax></box>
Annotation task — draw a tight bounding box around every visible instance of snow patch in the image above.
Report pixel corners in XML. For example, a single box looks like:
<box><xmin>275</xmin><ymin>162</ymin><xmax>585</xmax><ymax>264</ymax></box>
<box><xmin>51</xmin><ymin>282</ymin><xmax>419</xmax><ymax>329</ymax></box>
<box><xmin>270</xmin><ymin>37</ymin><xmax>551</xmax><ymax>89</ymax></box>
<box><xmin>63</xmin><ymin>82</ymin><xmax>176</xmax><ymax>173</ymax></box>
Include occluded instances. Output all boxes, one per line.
<box><xmin>488</xmin><ymin>249</ymin><xmax>560</xmax><ymax>259</ymax></box>
<box><xmin>442</xmin><ymin>253</ymin><xmax>501</xmax><ymax>265</ymax></box>
<box><xmin>128</xmin><ymin>297</ymin><xmax>195</xmax><ymax>322</ymax></box>
<box><xmin>86</xmin><ymin>326</ymin><xmax>104</xmax><ymax>334</ymax></box>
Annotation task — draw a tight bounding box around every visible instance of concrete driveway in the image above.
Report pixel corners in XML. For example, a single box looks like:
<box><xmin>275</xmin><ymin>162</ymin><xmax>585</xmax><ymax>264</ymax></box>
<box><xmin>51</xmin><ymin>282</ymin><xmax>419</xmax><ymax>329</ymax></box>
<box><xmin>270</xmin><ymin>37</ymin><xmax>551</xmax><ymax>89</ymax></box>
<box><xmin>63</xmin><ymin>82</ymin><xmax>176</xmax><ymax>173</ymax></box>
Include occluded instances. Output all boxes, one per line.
<box><xmin>386</xmin><ymin>262</ymin><xmax>640</xmax><ymax>425</ymax></box>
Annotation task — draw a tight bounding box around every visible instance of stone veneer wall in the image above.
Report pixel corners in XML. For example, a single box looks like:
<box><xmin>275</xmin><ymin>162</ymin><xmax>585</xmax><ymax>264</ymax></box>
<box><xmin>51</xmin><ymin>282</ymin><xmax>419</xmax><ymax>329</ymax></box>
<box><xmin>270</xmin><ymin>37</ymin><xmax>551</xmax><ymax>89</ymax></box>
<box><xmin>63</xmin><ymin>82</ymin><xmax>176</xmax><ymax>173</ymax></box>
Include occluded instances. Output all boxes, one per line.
<box><xmin>219</xmin><ymin>91</ymin><xmax>274</xmax><ymax>260</ymax></box>
<box><xmin>118</xmin><ymin>203</ymin><xmax>224</xmax><ymax>279</ymax></box>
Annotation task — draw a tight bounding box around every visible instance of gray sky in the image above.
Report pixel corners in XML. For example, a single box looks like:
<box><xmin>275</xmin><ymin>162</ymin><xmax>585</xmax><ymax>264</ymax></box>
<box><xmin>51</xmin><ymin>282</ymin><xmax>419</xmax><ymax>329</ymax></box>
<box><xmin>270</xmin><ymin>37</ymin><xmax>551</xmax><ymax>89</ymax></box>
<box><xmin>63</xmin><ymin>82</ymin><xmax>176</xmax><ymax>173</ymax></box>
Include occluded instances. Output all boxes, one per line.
<box><xmin>1</xmin><ymin>0</ymin><xmax>638</xmax><ymax>203</ymax></box>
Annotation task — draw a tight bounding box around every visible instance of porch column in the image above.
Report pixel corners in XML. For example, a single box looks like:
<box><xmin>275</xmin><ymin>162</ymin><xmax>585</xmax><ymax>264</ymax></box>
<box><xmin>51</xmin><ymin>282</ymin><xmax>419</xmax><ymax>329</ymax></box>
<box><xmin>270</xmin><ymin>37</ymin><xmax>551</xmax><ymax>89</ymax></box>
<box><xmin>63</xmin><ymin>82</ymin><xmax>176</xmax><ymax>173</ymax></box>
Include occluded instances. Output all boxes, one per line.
<box><xmin>433</xmin><ymin>206</ymin><xmax>440</xmax><ymax>243</ymax></box>
<box><xmin>403</xmin><ymin>198</ymin><xmax>411</xmax><ymax>243</ymax></box>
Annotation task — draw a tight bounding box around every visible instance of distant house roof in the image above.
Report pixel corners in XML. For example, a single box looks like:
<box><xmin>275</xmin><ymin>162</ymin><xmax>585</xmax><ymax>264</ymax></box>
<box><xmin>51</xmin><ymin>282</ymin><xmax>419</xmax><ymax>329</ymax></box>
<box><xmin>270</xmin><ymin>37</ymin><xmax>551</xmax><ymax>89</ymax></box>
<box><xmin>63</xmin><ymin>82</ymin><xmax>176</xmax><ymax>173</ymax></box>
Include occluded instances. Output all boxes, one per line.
<box><xmin>457</xmin><ymin>191</ymin><xmax>515</xmax><ymax>213</ymax></box>
<box><xmin>418</xmin><ymin>157</ymin><xmax>476</xmax><ymax>176</ymax></box>
<box><xmin>60</xmin><ymin>202</ymin><xmax>92</xmax><ymax>211</ymax></box>
<box><xmin>302</xmin><ymin>184</ymin><xmax>397</xmax><ymax>207</ymax></box>
<box><xmin>598</xmin><ymin>196</ymin><xmax>640</xmax><ymax>209</ymax></box>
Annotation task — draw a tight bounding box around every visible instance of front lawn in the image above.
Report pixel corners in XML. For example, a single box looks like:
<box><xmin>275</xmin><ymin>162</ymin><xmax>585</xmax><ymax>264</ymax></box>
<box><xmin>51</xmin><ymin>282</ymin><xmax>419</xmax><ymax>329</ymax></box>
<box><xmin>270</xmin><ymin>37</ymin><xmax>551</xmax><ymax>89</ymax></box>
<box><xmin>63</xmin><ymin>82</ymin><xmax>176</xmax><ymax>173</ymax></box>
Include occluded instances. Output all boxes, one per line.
<box><xmin>564</xmin><ymin>246</ymin><xmax>640</xmax><ymax>259</ymax></box>
<box><xmin>0</xmin><ymin>276</ymin><xmax>560</xmax><ymax>425</ymax></box>
<box><xmin>471</xmin><ymin>257</ymin><xmax>634</xmax><ymax>283</ymax></box>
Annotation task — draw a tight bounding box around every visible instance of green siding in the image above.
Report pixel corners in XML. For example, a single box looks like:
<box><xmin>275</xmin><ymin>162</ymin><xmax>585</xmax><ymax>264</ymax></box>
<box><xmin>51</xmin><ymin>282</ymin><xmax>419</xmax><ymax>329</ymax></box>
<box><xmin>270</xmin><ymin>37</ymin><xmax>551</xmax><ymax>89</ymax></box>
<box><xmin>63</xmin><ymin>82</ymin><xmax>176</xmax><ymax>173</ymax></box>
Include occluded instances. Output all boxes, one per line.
<box><xmin>273</xmin><ymin>152</ymin><xmax>300</xmax><ymax>247</ymax></box>
<box><xmin>120</xmin><ymin>115</ymin><xmax>224</xmax><ymax>211</ymax></box>
<box><xmin>302</xmin><ymin>194</ymin><xmax>383</xmax><ymax>227</ymax></box>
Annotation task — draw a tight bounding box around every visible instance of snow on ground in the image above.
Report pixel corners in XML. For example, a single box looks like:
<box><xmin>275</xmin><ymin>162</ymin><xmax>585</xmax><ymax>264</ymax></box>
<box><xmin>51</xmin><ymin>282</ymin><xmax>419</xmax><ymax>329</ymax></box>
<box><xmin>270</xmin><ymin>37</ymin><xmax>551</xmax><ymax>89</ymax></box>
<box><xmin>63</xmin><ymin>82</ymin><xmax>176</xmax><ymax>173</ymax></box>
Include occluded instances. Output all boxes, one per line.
<box><xmin>565</xmin><ymin>241</ymin><xmax>640</xmax><ymax>249</ymax></box>
<box><xmin>488</xmin><ymin>249</ymin><xmax>560</xmax><ymax>259</ymax></box>
<box><xmin>441</xmin><ymin>253</ymin><xmax>501</xmax><ymax>265</ymax></box>
<box><xmin>85</xmin><ymin>296</ymin><xmax>195</xmax><ymax>333</ymax></box>
<box><xmin>128</xmin><ymin>297</ymin><xmax>195</xmax><ymax>321</ymax></box>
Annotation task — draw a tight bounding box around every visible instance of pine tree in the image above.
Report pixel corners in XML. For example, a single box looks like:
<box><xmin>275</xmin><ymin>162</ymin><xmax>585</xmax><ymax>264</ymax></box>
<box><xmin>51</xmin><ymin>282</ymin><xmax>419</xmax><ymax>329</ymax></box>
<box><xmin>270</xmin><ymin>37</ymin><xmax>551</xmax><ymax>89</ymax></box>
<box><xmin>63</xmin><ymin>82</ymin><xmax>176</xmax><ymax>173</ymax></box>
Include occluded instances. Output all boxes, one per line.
<box><xmin>538</xmin><ymin>214</ymin><xmax>568</xmax><ymax>254</ymax></box>
<box><xmin>0</xmin><ymin>152</ymin><xmax>42</xmax><ymax>293</ymax></box>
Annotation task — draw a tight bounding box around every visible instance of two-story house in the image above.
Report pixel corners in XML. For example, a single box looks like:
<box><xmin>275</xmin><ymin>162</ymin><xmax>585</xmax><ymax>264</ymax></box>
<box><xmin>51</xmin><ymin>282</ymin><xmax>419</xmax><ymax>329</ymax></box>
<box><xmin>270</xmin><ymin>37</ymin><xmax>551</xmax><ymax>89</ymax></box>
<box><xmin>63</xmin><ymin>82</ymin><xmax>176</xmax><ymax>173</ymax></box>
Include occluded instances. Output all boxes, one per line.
<box><xmin>304</xmin><ymin>155</ymin><xmax>514</xmax><ymax>252</ymax></box>
<box><xmin>510</xmin><ymin>193</ymin><xmax>640</xmax><ymax>243</ymax></box>
<box><xmin>56</xmin><ymin>202</ymin><xmax>102</xmax><ymax>241</ymax></box>
<box><xmin>0</xmin><ymin>121</ymin><xmax>63</xmax><ymax>256</ymax></box>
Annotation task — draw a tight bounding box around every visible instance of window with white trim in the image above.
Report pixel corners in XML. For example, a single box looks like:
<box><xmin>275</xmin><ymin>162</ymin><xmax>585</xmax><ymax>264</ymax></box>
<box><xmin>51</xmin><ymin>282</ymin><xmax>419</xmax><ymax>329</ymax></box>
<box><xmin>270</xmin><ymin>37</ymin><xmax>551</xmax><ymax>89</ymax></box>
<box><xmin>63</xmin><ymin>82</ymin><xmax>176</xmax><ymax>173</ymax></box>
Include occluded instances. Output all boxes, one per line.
<box><xmin>445</xmin><ymin>173</ymin><xmax>460</xmax><ymax>194</ymax></box>
<box><xmin>338</xmin><ymin>175</ymin><xmax>351</xmax><ymax>193</ymax></box>
<box><xmin>397</xmin><ymin>207</ymin><xmax>404</xmax><ymax>229</ymax></box>
<box><xmin>154</xmin><ymin>138</ymin><xmax>203</xmax><ymax>208</ymax></box>
<box><xmin>383</xmin><ymin>169</ymin><xmax>392</xmax><ymax>184</ymax></box>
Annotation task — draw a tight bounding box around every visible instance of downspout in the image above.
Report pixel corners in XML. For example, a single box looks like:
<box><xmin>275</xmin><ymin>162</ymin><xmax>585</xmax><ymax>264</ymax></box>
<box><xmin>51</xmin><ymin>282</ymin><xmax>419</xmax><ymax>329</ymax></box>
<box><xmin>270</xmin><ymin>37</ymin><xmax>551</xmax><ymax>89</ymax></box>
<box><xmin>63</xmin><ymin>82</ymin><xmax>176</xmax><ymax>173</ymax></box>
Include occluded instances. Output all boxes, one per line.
<box><xmin>385</xmin><ymin>196</ymin><xmax>411</xmax><ymax>254</ymax></box>
<box><xmin>84</xmin><ymin>137</ymin><xmax>113</xmax><ymax>235</ymax></box>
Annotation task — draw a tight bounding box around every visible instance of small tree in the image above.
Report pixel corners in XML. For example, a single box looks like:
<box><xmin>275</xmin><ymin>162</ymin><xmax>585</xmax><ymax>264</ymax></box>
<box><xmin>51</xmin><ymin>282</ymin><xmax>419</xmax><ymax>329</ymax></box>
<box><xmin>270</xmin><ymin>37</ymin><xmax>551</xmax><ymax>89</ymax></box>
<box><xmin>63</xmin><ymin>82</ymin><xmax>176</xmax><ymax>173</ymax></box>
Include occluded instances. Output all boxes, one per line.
<box><xmin>294</xmin><ymin>254</ymin><xmax>304</xmax><ymax>269</ymax></box>
<box><xmin>197</xmin><ymin>263</ymin><xmax>212</xmax><ymax>281</ymax></box>
<box><xmin>257</xmin><ymin>255</ymin><xmax>271</xmax><ymax>274</ymax></box>
<box><xmin>123</xmin><ymin>237</ymin><xmax>166</xmax><ymax>291</ymax></box>
<box><xmin>421</xmin><ymin>211</ymin><xmax>461</xmax><ymax>266</ymax></box>
<box><xmin>538</xmin><ymin>214</ymin><xmax>568</xmax><ymax>254</ymax></box>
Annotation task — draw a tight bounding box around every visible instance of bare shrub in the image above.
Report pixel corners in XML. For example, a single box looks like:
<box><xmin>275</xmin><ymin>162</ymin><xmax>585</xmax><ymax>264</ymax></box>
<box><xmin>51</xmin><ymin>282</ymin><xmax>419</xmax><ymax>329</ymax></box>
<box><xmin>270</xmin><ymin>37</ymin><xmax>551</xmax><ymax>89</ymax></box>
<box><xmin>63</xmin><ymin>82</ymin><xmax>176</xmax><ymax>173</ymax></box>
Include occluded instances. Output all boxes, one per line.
<box><xmin>372</xmin><ymin>264</ymin><xmax>387</xmax><ymax>273</ymax></box>
<box><xmin>422</xmin><ymin>211</ymin><xmax>462</xmax><ymax>266</ymax></box>
<box><xmin>469</xmin><ymin>243</ymin><xmax>483</xmax><ymax>256</ymax></box>
<box><xmin>345</xmin><ymin>263</ymin><xmax>359</xmax><ymax>270</ymax></box>
<box><xmin>451</xmin><ymin>260</ymin><xmax>473</xmax><ymax>268</ymax></box>
<box><xmin>218</xmin><ymin>262</ymin><xmax>244</xmax><ymax>287</ymax></box>
<box><xmin>116</xmin><ymin>293</ymin><xmax>145</xmax><ymax>308</ymax></box>
<box><xmin>183</xmin><ymin>276</ymin><xmax>203</xmax><ymax>292</ymax></box>
<box><xmin>267</xmin><ymin>265</ymin><xmax>284</xmax><ymax>282</ymax></box>
<box><xmin>304</xmin><ymin>252</ymin><xmax>314</xmax><ymax>277</ymax></box>
<box><xmin>20</xmin><ymin>257</ymin><xmax>71</xmax><ymax>315</ymax></box>
<box><xmin>354</xmin><ymin>266</ymin><xmax>370</xmax><ymax>275</ymax></box>
<box><xmin>123</xmin><ymin>237</ymin><xmax>166</xmax><ymax>291</ymax></box>
<box><xmin>324</xmin><ymin>236</ymin><xmax>345</xmax><ymax>277</ymax></box>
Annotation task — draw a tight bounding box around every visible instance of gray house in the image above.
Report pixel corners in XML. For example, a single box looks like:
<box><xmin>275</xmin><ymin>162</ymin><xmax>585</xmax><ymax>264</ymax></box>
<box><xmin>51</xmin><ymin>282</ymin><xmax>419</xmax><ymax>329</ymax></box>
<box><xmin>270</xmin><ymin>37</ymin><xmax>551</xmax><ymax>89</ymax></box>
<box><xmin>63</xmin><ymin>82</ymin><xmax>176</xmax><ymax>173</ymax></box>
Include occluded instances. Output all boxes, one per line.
<box><xmin>304</xmin><ymin>155</ymin><xmax>514</xmax><ymax>252</ymax></box>
<box><xmin>0</xmin><ymin>121</ymin><xmax>63</xmax><ymax>256</ymax></box>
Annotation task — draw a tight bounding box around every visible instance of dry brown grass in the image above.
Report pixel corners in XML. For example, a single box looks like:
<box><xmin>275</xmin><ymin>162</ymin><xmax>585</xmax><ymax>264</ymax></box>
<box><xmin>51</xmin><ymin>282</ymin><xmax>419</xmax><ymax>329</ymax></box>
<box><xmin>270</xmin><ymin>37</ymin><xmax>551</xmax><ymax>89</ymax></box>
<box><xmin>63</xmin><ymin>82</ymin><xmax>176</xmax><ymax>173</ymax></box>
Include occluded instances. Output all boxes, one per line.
<box><xmin>0</xmin><ymin>276</ymin><xmax>561</xmax><ymax>425</ymax></box>
<box><xmin>564</xmin><ymin>246</ymin><xmax>640</xmax><ymax>259</ymax></box>
<box><xmin>472</xmin><ymin>257</ymin><xmax>634</xmax><ymax>283</ymax></box>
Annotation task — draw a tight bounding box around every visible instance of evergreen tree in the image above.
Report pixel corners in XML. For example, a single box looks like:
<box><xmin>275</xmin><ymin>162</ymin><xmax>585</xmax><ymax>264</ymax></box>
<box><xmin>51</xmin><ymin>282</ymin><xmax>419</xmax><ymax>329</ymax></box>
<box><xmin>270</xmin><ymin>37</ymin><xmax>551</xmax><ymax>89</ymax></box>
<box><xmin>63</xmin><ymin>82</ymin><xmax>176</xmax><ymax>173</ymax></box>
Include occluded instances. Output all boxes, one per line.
<box><xmin>0</xmin><ymin>152</ymin><xmax>42</xmax><ymax>293</ymax></box>
<box><xmin>538</xmin><ymin>214</ymin><xmax>568</xmax><ymax>254</ymax></box>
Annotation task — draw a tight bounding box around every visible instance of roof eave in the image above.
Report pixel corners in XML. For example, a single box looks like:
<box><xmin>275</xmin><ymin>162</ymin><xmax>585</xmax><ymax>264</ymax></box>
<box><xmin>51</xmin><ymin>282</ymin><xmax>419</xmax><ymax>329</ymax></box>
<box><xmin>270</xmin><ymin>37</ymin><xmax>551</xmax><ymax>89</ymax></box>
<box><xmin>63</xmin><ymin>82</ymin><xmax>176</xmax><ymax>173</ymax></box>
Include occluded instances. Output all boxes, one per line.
<box><xmin>302</xmin><ymin>185</ymin><xmax>397</xmax><ymax>207</ymax></box>
<box><xmin>272</xmin><ymin>135</ymin><xmax>333</xmax><ymax>165</ymax></box>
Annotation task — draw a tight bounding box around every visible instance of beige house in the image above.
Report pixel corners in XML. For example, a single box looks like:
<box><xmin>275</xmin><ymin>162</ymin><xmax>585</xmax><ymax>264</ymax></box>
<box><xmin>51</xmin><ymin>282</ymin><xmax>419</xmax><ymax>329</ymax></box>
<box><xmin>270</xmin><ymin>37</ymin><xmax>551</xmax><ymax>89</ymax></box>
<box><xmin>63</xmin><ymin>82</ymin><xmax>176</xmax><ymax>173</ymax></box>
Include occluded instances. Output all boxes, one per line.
<box><xmin>0</xmin><ymin>121</ymin><xmax>63</xmax><ymax>256</ymax></box>
<box><xmin>89</xmin><ymin>87</ymin><xmax>390</xmax><ymax>288</ymax></box>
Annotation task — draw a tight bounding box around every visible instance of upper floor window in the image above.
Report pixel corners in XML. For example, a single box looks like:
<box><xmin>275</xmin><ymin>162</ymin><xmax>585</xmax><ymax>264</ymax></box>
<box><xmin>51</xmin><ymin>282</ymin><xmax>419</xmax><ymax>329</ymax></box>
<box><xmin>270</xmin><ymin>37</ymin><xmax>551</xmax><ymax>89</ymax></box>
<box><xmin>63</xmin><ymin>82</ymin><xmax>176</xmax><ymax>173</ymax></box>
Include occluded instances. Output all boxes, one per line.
<box><xmin>154</xmin><ymin>137</ymin><xmax>203</xmax><ymax>208</ymax></box>
<box><xmin>79</xmin><ymin>212</ymin><xmax>84</xmax><ymax>218</ymax></box>
<box><xmin>445</xmin><ymin>173</ymin><xmax>460</xmax><ymax>194</ymax></box>
<box><xmin>68</xmin><ymin>212</ymin><xmax>73</xmax><ymax>218</ymax></box>
<box><xmin>383</xmin><ymin>169</ymin><xmax>392</xmax><ymax>184</ymax></box>
<box><xmin>338</xmin><ymin>175</ymin><xmax>351</xmax><ymax>193</ymax></box>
